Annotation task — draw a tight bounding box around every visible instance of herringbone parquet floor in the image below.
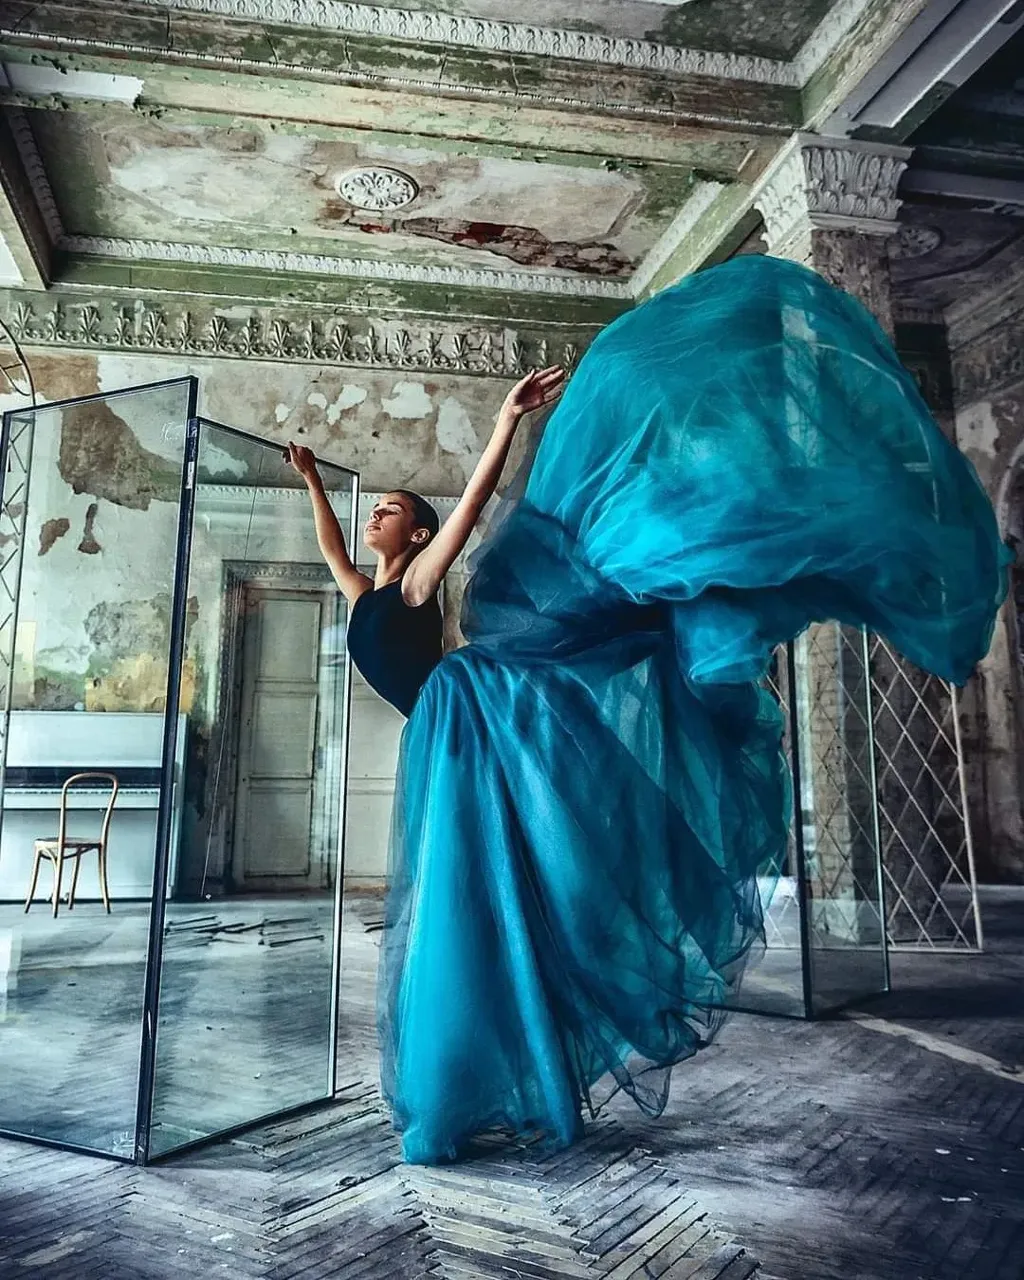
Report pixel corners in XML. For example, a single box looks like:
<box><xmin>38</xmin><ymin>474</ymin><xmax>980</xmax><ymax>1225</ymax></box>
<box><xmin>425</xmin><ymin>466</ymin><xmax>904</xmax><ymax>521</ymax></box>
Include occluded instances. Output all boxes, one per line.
<box><xmin>2</xmin><ymin>891</ymin><xmax>1024</xmax><ymax>1280</ymax></box>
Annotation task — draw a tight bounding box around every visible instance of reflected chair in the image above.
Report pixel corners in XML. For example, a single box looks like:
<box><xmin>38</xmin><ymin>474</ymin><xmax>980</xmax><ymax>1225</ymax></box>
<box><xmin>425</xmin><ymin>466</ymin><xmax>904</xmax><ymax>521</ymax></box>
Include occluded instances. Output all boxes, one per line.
<box><xmin>24</xmin><ymin>772</ymin><xmax>119</xmax><ymax>918</ymax></box>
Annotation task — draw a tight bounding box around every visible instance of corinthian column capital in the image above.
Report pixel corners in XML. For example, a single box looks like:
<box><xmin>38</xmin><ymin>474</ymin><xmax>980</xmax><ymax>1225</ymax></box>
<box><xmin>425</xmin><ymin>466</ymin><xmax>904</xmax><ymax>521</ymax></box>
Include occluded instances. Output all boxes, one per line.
<box><xmin>753</xmin><ymin>133</ymin><xmax>912</xmax><ymax>263</ymax></box>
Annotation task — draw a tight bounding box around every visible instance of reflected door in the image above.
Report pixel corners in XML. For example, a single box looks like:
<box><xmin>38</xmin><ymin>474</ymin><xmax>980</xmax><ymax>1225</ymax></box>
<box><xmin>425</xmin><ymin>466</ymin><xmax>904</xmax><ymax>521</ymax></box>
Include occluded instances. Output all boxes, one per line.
<box><xmin>234</xmin><ymin>587</ymin><xmax>326</xmax><ymax>890</ymax></box>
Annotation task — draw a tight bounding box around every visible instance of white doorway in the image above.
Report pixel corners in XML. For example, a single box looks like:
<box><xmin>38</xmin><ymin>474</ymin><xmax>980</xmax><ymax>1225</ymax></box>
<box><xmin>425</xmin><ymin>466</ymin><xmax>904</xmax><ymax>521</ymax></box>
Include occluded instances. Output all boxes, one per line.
<box><xmin>218</xmin><ymin>566</ymin><xmax>346</xmax><ymax>894</ymax></box>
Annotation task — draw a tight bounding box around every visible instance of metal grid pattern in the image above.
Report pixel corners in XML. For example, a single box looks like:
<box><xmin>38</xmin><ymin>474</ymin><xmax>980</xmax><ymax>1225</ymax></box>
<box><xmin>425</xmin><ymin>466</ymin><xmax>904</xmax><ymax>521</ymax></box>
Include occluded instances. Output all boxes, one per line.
<box><xmin>760</xmin><ymin>626</ymin><xmax>980</xmax><ymax>955</ymax></box>
<box><xmin>760</xmin><ymin>624</ymin><xmax>884</xmax><ymax>954</ymax></box>
<box><xmin>868</xmin><ymin>637</ymin><xmax>981</xmax><ymax>951</ymax></box>
<box><xmin>0</xmin><ymin>410</ymin><xmax>33</xmax><ymax>794</ymax></box>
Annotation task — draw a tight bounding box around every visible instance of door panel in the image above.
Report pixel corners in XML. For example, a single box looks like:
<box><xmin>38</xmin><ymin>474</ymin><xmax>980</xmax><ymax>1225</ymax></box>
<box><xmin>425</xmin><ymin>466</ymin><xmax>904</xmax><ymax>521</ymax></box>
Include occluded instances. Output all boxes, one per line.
<box><xmin>242</xmin><ymin>782</ymin><xmax>314</xmax><ymax>879</ymax></box>
<box><xmin>250</xmin><ymin>691</ymin><xmax>318</xmax><ymax>778</ymax></box>
<box><xmin>234</xmin><ymin>590</ymin><xmax>323</xmax><ymax>887</ymax></box>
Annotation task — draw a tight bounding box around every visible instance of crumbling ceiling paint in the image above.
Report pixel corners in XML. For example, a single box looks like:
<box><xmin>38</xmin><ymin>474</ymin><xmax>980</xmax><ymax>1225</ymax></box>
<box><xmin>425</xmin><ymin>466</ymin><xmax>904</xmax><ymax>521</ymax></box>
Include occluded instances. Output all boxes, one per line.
<box><xmin>342</xmin><ymin>217</ymin><xmax>635</xmax><ymax>278</ymax></box>
<box><xmin>29</xmin><ymin>110</ymin><xmax>667</xmax><ymax>280</ymax></box>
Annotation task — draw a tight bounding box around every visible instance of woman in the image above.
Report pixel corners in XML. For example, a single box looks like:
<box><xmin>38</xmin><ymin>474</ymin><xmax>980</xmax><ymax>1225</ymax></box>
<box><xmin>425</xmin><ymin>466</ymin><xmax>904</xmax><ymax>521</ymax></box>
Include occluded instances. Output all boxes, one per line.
<box><xmin>285</xmin><ymin>364</ymin><xmax>565</xmax><ymax>717</ymax></box>
<box><xmin>295</xmin><ymin>254</ymin><xmax>1009</xmax><ymax>1167</ymax></box>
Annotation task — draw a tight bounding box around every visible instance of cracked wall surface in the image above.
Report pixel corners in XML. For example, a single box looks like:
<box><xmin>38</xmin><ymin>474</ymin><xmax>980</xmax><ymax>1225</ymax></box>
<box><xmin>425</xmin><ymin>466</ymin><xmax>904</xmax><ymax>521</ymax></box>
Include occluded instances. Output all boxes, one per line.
<box><xmin>0</xmin><ymin>348</ymin><xmax>513</xmax><ymax>711</ymax></box>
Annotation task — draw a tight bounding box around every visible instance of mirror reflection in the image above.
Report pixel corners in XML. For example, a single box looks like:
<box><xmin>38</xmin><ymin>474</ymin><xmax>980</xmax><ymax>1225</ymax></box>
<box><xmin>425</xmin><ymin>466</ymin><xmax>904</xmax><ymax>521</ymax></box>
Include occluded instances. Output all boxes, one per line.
<box><xmin>150</xmin><ymin>421</ymin><xmax>355</xmax><ymax>1156</ymax></box>
<box><xmin>0</xmin><ymin>382</ymin><xmax>191</xmax><ymax>1156</ymax></box>
<box><xmin>0</xmin><ymin>390</ymin><xmax>358</xmax><ymax>1160</ymax></box>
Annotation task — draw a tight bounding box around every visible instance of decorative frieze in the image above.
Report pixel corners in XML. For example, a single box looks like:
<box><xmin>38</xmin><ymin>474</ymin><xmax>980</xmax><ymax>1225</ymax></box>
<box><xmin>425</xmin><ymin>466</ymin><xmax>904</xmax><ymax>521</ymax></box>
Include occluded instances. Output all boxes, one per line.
<box><xmin>951</xmin><ymin>308</ymin><xmax>1024</xmax><ymax>406</ymax></box>
<box><xmin>0</xmin><ymin>291</ymin><xmax>590</xmax><ymax>376</ymax></box>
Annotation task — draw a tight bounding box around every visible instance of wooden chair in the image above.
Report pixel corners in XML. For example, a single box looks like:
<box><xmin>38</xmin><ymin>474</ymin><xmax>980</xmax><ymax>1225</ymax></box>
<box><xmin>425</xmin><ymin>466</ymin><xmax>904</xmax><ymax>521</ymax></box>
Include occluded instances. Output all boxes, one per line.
<box><xmin>24</xmin><ymin>772</ymin><xmax>119</xmax><ymax>918</ymax></box>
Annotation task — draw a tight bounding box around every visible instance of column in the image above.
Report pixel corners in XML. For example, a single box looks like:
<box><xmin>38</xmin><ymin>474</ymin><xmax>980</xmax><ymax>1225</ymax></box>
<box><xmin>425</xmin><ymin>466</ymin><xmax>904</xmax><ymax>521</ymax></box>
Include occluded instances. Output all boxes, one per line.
<box><xmin>753</xmin><ymin>135</ymin><xmax>912</xmax><ymax>955</ymax></box>
<box><xmin>753</xmin><ymin>132</ymin><xmax>911</xmax><ymax>334</ymax></box>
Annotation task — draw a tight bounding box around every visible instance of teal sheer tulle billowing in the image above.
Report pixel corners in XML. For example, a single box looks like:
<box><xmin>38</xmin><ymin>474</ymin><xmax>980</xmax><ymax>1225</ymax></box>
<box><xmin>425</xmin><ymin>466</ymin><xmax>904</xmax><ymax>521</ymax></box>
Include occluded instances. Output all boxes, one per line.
<box><xmin>377</xmin><ymin>255</ymin><xmax>1010</xmax><ymax>1165</ymax></box>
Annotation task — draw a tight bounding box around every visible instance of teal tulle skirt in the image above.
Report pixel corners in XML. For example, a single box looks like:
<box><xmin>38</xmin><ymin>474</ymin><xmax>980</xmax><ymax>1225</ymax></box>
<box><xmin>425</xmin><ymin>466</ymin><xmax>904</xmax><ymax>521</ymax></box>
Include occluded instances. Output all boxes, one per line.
<box><xmin>377</xmin><ymin>254</ymin><xmax>1009</xmax><ymax>1165</ymax></box>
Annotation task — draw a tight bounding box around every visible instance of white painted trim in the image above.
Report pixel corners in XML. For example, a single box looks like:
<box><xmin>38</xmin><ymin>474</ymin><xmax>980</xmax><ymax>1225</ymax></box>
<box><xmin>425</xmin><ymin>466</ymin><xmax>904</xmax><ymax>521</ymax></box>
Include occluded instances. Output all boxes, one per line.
<box><xmin>127</xmin><ymin>0</ymin><xmax>798</xmax><ymax>84</ymax></box>
<box><xmin>790</xmin><ymin>0</ymin><xmax>876</xmax><ymax>84</ymax></box>
<box><xmin>59</xmin><ymin>235</ymin><xmax>632</xmax><ymax>300</ymax></box>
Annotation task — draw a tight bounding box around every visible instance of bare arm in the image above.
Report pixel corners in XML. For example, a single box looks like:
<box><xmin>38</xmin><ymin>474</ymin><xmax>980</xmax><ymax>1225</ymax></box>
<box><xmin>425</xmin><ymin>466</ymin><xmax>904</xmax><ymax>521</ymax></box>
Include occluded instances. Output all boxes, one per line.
<box><xmin>285</xmin><ymin>443</ymin><xmax>371</xmax><ymax>605</ymax></box>
<box><xmin>402</xmin><ymin>367</ymin><xmax>565</xmax><ymax>607</ymax></box>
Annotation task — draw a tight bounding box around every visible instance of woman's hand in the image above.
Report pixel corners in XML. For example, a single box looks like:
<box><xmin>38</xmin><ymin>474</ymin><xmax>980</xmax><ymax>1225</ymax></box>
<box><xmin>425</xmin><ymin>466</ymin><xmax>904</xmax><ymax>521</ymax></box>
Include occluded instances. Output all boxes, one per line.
<box><xmin>501</xmin><ymin>366</ymin><xmax>566</xmax><ymax>421</ymax></box>
<box><xmin>284</xmin><ymin>441</ymin><xmax>320</xmax><ymax>483</ymax></box>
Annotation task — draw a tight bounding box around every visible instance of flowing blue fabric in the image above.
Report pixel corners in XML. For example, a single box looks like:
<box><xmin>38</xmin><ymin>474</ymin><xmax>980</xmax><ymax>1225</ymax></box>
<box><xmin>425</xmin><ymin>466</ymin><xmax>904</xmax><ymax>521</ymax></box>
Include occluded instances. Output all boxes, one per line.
<box><xmin>377</xmin><ymin>255</ymin><xmax>1009</xmax><ymax>1165</ymax></box>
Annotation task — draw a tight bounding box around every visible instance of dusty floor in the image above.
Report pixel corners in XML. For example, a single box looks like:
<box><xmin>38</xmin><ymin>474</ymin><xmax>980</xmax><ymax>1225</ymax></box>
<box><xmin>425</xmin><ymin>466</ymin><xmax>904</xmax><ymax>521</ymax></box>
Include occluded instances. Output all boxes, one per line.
<box><xmin>0</xmin><ymin>889</ymin><xmax>1022</xmax><ymax>1279</ymax></box>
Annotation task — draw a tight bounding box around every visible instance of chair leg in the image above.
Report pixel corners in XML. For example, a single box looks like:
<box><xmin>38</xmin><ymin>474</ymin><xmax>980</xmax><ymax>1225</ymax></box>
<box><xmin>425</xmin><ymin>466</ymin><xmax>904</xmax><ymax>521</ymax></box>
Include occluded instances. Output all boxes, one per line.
<box><xmin>24</xmin><ymin>850</ymin><xmax>42</xmax><ymax>914</ymax></box>
<box><xmin>52</xmin><ymin>852</ymin><xmax>64</xmax><ymax>919</ymax></box>
<box><xmin>68</xmin><ymin>855</ymin><xmax>82</xmax><ymax>910</ymax></box>
<box><xmin>98</xmin><ymin>845</ymin><xmax>111</xmax><ymax>914</ymax></box>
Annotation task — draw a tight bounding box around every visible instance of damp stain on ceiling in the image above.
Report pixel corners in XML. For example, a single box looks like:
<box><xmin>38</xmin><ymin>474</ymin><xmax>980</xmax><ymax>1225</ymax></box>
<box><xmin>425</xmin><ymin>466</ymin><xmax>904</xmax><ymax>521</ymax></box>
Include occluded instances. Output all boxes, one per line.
<box><xmin>30</xmin><ymin>109</ymin><xmax>687</xmax><ymax>281</ymax></box>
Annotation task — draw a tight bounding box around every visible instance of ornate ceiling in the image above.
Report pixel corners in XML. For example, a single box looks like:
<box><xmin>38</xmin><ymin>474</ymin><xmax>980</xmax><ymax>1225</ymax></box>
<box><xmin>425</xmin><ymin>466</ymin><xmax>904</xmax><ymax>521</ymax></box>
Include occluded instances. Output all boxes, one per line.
<box><xmin>0</xmin><ymin>0</ymin><xmax>1018</xmax><ymax>372</ymax></box>
<box><xmin>0</xmin><ymin>1</ymin><xmax>929</xmax><ymax>316</ymax></box>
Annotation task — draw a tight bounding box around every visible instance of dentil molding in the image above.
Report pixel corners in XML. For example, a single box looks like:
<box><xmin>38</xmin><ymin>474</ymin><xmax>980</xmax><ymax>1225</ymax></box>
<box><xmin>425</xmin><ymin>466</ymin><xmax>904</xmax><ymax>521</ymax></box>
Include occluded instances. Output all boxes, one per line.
<box><xmin>127</xmin><ymin>0</ymin><xmax>796</xmax><ymax>84</ymax></box>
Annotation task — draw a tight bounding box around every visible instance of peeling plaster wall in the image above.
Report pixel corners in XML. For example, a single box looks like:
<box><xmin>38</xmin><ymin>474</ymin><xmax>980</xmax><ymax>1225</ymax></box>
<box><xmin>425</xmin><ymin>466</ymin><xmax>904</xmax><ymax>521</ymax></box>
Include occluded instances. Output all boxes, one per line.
<box><xmin>949</xmin><ymin>300</ymin><xmax>1024</xmax><ymax>885</ymax></box>
<box><xmin>0</xmin><ymin>347</ymin><xmax>519</xmax><ymax>889</ymax></box>
<box><xmin>1</xmin><ymin>346</ymin><xmax>518</xmax><ymax>649</ymax></box>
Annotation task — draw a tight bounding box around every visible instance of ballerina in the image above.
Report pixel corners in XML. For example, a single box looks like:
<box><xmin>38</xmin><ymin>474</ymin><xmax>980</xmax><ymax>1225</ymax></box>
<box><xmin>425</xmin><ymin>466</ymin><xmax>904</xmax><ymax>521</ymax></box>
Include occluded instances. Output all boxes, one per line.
<box><xmin>295</xmin><ymin>254</ymin><xmax>1009</xmax><ymax>1166</ymax></box>
<box><xmin>285</xmin><ymin>364</ymin><xmax>565</xmax><ymax>719</ymax></box>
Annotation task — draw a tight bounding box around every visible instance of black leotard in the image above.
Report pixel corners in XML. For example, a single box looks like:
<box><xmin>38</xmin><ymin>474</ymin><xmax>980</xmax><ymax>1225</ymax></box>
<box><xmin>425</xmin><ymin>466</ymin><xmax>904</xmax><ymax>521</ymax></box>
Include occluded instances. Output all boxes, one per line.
<box><xmin>347</xmin><ymin>581</ymin><xmax>443</xmax><ymax>717</ymax></box>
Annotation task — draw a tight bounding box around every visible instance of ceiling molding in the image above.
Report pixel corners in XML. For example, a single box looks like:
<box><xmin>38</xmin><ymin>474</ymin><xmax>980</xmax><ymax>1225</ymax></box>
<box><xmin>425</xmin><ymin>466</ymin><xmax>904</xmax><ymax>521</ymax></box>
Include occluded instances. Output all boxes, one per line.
<box><xmin>789</xmin><ymin>0</ymin><xmax>876</xmax><ymax>85</ymax></box>
<box><xmin>129</xmin><ymin>0</ymin><xmax>799</xmax><ymax>85</ymax></box>
<box><xmin>58</xmin><ymin>236</ymin><xmax>632</xmax><ymax>300</ymax></box>
<box><xmin>4</xmin><ymin>109</ymin><xmax>62</xmax><ymax>244</ymax></box>
<box><xmin>631</xmin><ymin>180</ymin><xmax>727</xmax><ymax>296</ymax></box>
<box><xmin>0</xmin><ymin>33</ymin><xmax>791</xmax><ymax>128</ymax></box>
<box><xmin>123</xmin><ymin>0</ymin><xmax>886</xmax><ymax>89</ymax></box>
<box><xmin>0</xmin><ymin>288</ymin><xmax>597</xmax><ymax>376</ymax></box>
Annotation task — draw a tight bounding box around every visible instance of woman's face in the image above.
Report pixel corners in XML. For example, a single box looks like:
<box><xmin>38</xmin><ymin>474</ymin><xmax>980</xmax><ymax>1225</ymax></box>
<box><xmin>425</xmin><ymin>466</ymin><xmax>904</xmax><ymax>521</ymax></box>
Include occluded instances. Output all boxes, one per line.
<box><xmin>364</xmin><ymin>493</ymin><xmax>423</xmax><ymax>556</ymax></box>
